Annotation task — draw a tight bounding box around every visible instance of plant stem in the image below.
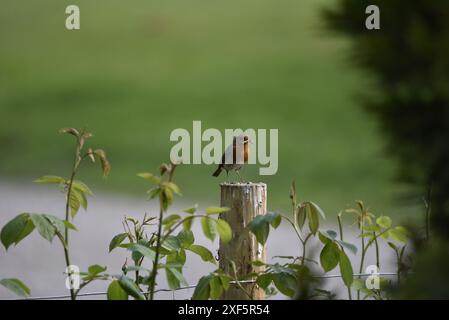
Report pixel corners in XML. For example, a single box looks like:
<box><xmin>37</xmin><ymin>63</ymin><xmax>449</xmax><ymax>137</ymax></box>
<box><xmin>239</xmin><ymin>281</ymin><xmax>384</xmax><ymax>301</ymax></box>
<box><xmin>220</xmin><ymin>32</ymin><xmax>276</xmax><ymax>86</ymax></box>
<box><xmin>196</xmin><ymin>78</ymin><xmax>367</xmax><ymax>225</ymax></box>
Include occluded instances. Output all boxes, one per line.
<box><xmin>301</xmin><ymin>233</ymin><xmax>312</xmax><ymax>266</ymax></box>
<box><xmin>148</xmin><ymin>207</ymin><xmax>164</xmax><ymax>300</ymax></box>
<box><xmin>357</xmin><ymin>218</ymin><xmax>365</xmax><ymax>300</ymax></box>
<box><xmin>374</xmin><ymin>232</ymin><xmax>380</xmax><ymax>269</ymax></box>
<box><xmin>63</xmin><ymin>142</ymin><xmax>81</xmax><ymax>301</ymax></box>
<box><xmin>337</xmin><ymin>215</ymin><xmax>352</xmax><ymax>300</ymax></box>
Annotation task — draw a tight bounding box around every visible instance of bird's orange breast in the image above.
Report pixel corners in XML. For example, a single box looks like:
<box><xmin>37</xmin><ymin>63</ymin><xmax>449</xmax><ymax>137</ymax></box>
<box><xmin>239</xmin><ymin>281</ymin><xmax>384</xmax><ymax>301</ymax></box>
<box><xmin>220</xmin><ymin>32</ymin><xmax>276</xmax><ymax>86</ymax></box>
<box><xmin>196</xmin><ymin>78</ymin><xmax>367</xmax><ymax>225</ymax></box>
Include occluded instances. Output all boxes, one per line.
<box><xmin>243</xmin><ymin>142</ymin><xmax>249</xmax><ymax>163</ymax></box>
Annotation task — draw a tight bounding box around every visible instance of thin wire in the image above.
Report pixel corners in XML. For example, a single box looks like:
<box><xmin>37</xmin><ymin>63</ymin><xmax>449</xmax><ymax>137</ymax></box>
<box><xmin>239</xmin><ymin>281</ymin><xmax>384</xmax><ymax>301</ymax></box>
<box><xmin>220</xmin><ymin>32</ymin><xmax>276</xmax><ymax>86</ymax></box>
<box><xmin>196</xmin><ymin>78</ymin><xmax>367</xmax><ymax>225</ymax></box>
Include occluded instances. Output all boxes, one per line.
<box><xmin>15</xmin><ymin>274</ymin><xmax>397</xmax><ymax>300</ymax></box>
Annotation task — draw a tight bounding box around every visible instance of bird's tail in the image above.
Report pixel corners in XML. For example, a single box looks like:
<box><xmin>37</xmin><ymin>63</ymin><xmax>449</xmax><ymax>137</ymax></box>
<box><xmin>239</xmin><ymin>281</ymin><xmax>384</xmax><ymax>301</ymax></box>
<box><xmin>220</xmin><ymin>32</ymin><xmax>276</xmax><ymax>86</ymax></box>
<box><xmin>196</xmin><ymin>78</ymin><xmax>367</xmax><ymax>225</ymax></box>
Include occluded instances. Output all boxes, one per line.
<box><xmin>212</xmin><ymin>166</ymin><xmax>222</xmax><ymax>177</ymax></box>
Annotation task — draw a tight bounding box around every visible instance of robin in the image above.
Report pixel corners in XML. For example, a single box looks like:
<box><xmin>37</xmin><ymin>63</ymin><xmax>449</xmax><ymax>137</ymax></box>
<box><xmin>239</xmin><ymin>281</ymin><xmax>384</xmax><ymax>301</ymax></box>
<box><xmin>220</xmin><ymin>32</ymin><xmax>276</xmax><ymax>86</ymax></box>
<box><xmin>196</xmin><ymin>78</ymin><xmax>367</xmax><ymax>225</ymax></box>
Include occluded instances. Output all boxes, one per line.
<box><xmin>212</xmin><ymin>135</ymin><xmax>250</xmax><ymax>181</ymax></box>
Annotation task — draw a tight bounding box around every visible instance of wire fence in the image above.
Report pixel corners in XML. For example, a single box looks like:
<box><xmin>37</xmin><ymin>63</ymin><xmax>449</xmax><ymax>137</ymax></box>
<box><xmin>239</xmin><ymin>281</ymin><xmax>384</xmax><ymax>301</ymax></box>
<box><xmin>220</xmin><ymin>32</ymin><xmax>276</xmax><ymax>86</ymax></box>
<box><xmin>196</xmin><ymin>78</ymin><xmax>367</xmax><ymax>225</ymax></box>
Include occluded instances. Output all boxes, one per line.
<box><xmin>15</xmin><ymin>273</ymin><xmax>398</xmax><ymax>300</ymax></box>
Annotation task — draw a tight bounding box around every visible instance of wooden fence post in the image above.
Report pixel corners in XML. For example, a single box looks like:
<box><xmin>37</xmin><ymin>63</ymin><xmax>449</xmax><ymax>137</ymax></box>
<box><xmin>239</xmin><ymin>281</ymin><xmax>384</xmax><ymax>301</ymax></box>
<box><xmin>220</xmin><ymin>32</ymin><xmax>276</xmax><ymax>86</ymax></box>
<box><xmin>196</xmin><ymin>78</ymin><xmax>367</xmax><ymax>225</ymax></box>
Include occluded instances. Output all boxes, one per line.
<box><xmin>218</xmin><ymin>182</ymin><xmax>267</xmax><ymax>300</ymax></box>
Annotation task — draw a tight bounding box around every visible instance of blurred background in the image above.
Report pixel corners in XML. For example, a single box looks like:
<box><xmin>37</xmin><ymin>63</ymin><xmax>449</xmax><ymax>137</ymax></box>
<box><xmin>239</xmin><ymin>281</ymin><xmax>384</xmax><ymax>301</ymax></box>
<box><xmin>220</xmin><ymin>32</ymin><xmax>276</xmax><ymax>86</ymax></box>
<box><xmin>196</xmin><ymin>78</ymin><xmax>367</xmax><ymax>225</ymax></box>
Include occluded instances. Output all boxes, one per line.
<box><xmin>4</xmin><ymin>0</ymin><xmax>445</xmax><ymax>299</ymax></box>
<box><xmin>0</xmin><ymin>0</ymin><xmax>419</xmax><ymax>219</ymax></box>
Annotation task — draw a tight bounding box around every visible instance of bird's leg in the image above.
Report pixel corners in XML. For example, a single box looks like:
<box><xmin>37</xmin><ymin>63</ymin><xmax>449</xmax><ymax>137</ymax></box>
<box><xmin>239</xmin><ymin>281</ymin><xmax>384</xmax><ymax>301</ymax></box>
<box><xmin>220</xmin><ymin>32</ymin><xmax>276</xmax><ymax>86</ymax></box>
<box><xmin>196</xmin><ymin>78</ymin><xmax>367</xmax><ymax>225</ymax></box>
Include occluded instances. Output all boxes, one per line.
<box><xmin>226</xmin><ymin>170</ymin><xmax>229</xmax><ymax>183</ymax></box>
<box><xmin>236</xmin><ymin>170</ymin><xmax>243</xmax><ymax>182</ymax></box>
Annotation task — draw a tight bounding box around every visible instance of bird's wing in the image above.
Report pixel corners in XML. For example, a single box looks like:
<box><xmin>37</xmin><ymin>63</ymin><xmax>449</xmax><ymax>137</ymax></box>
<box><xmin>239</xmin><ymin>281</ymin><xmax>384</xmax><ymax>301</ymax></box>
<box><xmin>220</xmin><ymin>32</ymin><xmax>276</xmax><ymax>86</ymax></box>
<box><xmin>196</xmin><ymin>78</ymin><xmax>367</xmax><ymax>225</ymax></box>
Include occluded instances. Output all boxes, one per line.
<box><xmin>222</xmin><ymin>141</ymin><xmax>235</xmax><ymax>164</ymax></box>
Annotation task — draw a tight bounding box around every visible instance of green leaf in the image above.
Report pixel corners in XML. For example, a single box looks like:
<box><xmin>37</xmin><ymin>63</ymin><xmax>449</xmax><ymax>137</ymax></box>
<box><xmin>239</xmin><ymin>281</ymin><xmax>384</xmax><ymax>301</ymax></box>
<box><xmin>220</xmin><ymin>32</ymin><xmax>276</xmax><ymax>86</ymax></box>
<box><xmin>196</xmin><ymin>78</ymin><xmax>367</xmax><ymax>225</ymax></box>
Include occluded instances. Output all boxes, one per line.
<box><xmin>166</xmin><ymin>249</ymin><xmax>186</xmax><ymax>268</ymax></box>
<box><xmin>323</xmin><ymin>229</ymin><xmax>337</xmax><ymax>240</ymax></box>
<box><xmin>306</xmin><ymin>203</ymin><xmax>319</xmax><ymax>235</ymax></box>
<box><xmin>187</xmin><ymin>245</ymin><xmax>215</xmax><ymax>263</ymax></box>
<box><xmin>16</xmin><ymin>219</ymin><xmax>36</xmax><ymax>245</ymax></box>
<box><xmin>1</xmin><ymin>213</ymin><xmax>33</xmax><ymax>250</ymax></box>
<box><xmin>318</xmin><ymin>232</ymin><xmax>331</xmax><ymax>245</ymax></box>
<box><xmin>209</xmin><ymin>276</ymin><xmax>223</xmax><ymax>299</ymax></box>
<box><xmin>320</xmin><ymin>241</ymin><xmax>340</xmax><ymax>272</ymax></box>
<box><xmin>351</xmin><ymin>279</ymin><xmax>365</xmax><ymax>290</ymax></box>
<box><xmin>166</xmin><ymin>267</ymin><xmax>188</xmax><ymax>289</ymax></box>
<box><xmin>118</xmin><ymin>276</ymin><xmax>145</xmax><ymax>300</ymax></box>
<box><xmin>339</xmin><ymin>249</ymin><xmax>353</xmax><ymax>287</ymax></box>
<box><xmin>192</xmin><ymin>275</ymin><xmax>212</xmax><ymax>300</ymax></box>
<box><xmin>69</xmin><ymin>191</ymin><xmax>81</xmax><ymax>218</ymax></box>
<box><xmin>88</xmin><ymin>264</ymin><xmax>107</xmax><ymax>276</ymax></box>
<box><xmin>201</xmin><ymin>217</ymin><xmax>217</xmax><ymax>241</ymax></box>
<box><xmin>183</xmin><ymin>216</ymin><xmax>194</xmax><ymax>231</ymax></box>
<box><xmin>256</xmin><ymin>273</ymin><xmax>273</xmax><ymax>290</ymax></box>
<box><xmin>109</xmin><ymin>233</ymin><xmax>128</xmax><ymax>252</ymax></box>
<box><xmin>184</xmin><ymin>205</ymin><xmax>198</xmax><ymax>214</ymax></box>
<box><xmin>177</xmin><ymin>229</ymin><xmax>194</xmax><ymax>248</ymax></box>
<box><xmin>124</xmin><ymin>265</ymin><xmax>151</xmax><ymax>274</ymax></box>
<box><xmin>147</xmin><ymin>187</ymin><xmax>160</xmax><ymax>199</ymax></box>
<box><xmin>218</xmin><ymin>273</ymin><xmax>232</xmax><ymax>290</ymax></box>
<box><xmin>137</xmin><ymin>172</ymin><xmax>161</xmax><ymax>184</ymax></box>
<box><xmin>272</xmin><ymin>273</ymin><xmax>296</xmax><ymax>297</ymax></box>
<box><xmin>295</xmin><ymin>205</ymin><xmax>307</xmax><ymax>230</ymax></box>
<box><xmin>107</xmin><ymin>280</ymin><xmax>128</xmax><ymax>300</ymax></box>
<box><xmin>161</xmin><ymin>236</ymin><xmax>181</xmax><ymax>251</ymax></box>
<box><xmin>337</xmin><ymin>239</ymin><xmax>358</xmax><ymax>255</ymax></box>
<box><xmin>216</xmin><ymin>219</ymin><xmax>232</xmax><ymax>243</ymax></box>
<box><xmin>43</xmin><ymin>214</ymin><xmax>77</xmax><ymax>234</ymax></box>
<box><xmin>387</xmin><ymin>241</ymin><xmax>398</xmax><ymax>251</ymax></box>
<box><xmin>34</xmin><ymin>175</ymin><xmax>65</xmax><ymax>185</ymax></box>
<box><xmin>128</xmin><ymin>244</ymin><xmax>156</xmax><ymax>261</ymax></box>
<box><xmin>71</xmin><ymin>180</ymin><xmax>93</xmax><ymax>195</ymax></box>
<box><xmin>30</xmin><ymin>214</ymin><xmax>56</xmax><ymax>242</ymax></box>
<box><xmin>162</xmin><ymin>214</ymin><xmax>181</xmax><ymax>230</ymax></box>
<box><xmin>206</xmin><ymin>207</ymin><xmax>230</xmax><ymax>215</ymax></box>
<box><xmin>265</xmin><ymin>212</ymin><xmax>282</xmax><ymax>229</ymax></box>
<box><xmin>165</xmin><ymin>182</ymin><xmax>182</xmax><ymax>195</ymax></box>
<box><xmin>248</xmin><ymin>215</ymin><xmax>270</xmax><ymax>245</ymax></box>
<box><xmin>73</xmin><ymin>189</ymin><xmax>88</xmax><ymax>211</ymax></box>
<box><xmin>389</xmin><ymin>226</ymin><xmax>409</xmax><ymax>243</ymax></box>
<box><xmin>94</xmin><ymin>149</ymin><xmax>111</xmax><ymax>177</ymax></box>
<box><xmin>0</xmin><ymin>278</ymin><xmax>30</xmax><ymax>297</ymax></box>
<box><xmin>161</xmin><ymin>188</ymin><xmax>174</xmax><ymax>211</ymax></box>
<box><xmin>376</xmin><ymin>216</ymin><xmax>392</xmax><ymax>229</ymax></box>
<box><xmin>309</xmin><ymin>201</ymin><xmax>326</xmax><ymax>219</ymax></box>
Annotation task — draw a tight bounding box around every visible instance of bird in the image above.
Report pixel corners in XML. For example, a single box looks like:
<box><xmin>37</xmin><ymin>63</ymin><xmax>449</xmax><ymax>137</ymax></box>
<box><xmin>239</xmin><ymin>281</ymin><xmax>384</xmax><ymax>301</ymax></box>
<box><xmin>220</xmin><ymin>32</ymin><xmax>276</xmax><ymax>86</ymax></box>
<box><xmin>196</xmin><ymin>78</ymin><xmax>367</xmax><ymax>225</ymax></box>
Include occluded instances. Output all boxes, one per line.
<box><xmin>212</xmin><ymin>135</ymin><xmax>250</xmax><ymax>181</ymax></box>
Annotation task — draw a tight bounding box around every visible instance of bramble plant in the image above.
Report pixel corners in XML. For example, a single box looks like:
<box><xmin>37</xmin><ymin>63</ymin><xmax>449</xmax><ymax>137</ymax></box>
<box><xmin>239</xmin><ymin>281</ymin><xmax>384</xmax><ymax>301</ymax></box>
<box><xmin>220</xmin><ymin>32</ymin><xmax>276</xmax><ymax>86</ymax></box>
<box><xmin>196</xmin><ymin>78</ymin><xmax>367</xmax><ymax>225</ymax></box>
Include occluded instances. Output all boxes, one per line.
<box><xmin>0</xmin><ymin>129</ymin><xmax>414</xmax><ymax>300</ymax></box>
<box><xmin>0</xmin><ymin>128</ymin><xmax>111</xmax><ymax>300</ymax></box>
<box><xmin>106</xmin><ymin>162</ymin><xmax>234</xmax><ymax>300</ymax></box>
<box><xmin>246</xmin><ymin>182</ymin><xmax>411</xmax><ymax>300</ymax></box>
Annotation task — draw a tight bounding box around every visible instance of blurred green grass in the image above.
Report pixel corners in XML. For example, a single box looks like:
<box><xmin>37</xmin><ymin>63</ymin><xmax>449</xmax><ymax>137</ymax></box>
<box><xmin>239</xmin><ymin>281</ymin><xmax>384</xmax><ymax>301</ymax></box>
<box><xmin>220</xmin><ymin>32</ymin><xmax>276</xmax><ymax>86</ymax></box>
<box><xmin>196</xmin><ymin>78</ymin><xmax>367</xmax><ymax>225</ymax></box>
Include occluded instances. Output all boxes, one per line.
<box><xmin>0</xmin><ymin>0</ymin><xmax>421</xmax><ymax>221</ymax></box>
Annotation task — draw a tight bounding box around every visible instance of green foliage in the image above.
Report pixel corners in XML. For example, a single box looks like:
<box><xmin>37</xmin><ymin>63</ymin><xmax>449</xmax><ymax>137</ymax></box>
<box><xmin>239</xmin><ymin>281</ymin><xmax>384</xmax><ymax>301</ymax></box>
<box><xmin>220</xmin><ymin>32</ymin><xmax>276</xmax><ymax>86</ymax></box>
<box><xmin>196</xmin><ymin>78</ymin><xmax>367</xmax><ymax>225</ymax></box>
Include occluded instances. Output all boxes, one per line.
<box><xmin>107</xmin><ymin>162</ymin><xmax>231</xmax><ymax>300</ymax></box>
<box><xmin>201</xmin><ymin>217</ymin><xmax>217</xmax><ymax>242</ymax></box>
<box><xmin>0</xmin><ymin>128</ymin><xmax>109</xmax><ymax>300</ymax></box>
<box><xmin>248</xmin><ymin>212</ymin><xmax>282</xmax><ymax>245</ymax></box>
<box><xmin>192</xmin><ymin>270</ymin><xmax>231</xmax><ymax>300</ymax></box>
<box><xmin>0</xmin><ymin>278</ymin><xmax>30</xmax><ymax>297</ymax></box>
<box><xmin>109</xmin><ymin>233</ymin><xmax>128</xmax><ymax>252</ymax></box>
<box><xmin>1</xmin><ymin>213</ymin><xmax>75</xmax><ymax>249</ymax></box>
<box><xmin>107</xmin><ymin>280</ymin><xmax>128</xmax><ymax>300</ymax></box>
<box><xmin>320</xmin><ymin>242</ymin><xmax>340</xmax><ymax>272</ymax></box>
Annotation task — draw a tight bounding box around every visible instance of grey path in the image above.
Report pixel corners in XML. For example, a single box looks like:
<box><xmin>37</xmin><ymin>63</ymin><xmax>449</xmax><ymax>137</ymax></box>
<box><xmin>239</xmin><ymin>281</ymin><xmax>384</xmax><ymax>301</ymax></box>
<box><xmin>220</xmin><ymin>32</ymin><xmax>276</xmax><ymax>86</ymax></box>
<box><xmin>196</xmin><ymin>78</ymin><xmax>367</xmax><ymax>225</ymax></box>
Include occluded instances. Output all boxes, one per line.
<box><xmin>0</xmin><ymin>181</ymin><xmax>397</xmax><ymax>300</ymax></box>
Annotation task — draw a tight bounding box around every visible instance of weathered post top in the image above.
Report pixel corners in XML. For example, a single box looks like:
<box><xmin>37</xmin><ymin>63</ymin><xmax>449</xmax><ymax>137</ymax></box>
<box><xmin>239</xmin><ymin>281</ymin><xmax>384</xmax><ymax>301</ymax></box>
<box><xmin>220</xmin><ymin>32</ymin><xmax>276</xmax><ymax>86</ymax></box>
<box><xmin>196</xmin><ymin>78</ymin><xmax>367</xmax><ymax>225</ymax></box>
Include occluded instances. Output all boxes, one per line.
<box><xmin>218</xmin><ymin>182</ymin><xmax>267</xmax><ymax>300</ymax></box>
